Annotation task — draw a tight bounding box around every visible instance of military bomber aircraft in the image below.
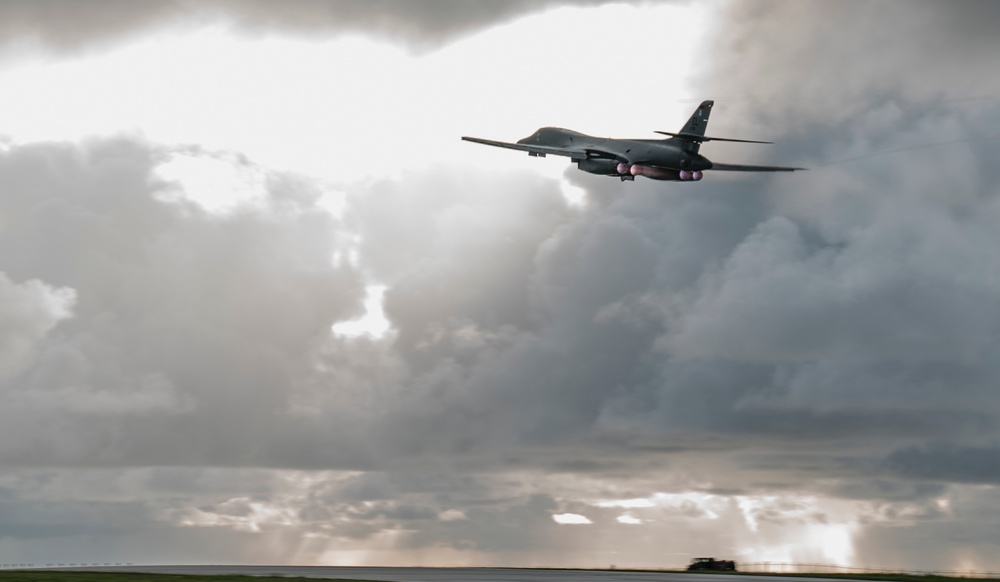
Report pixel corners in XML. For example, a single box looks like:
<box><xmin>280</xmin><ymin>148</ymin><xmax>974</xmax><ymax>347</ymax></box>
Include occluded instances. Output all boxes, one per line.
<box><xmin>462</xmin><ymin>100</ymin><xmax>803</xmax><ymax>182</ymax></box>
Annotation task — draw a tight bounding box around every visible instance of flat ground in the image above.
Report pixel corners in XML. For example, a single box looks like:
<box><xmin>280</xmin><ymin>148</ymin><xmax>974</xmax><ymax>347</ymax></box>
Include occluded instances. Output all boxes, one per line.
<box><xmin>0</xmin><ymin>573</ymin><xmax>375</xmax><ymax>582</ymax></box>
<box><xmin>1</xmin><ymin>570</ymin><xmax>998</xmax><ymax>582</ymax></box>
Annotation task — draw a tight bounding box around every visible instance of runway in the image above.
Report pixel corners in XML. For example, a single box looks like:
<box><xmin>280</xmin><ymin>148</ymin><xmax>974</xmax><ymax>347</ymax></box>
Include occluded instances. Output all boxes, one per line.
<box><xmin>72</xmin><ymin>565</ymin><xmax>851</xmax><ymax>582</ymax></box>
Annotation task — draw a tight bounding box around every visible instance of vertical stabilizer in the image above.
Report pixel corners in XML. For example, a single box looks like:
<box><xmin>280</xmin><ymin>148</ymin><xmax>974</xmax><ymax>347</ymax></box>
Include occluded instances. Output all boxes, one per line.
<box><xmin>681</xmin><ymin>100</ymin><xmax>714</xmax><ymax>136</ymax></box>
<box><xmin>677</xmin><ymin>100</ymin><xmax>713</xmax><ymax>152</ymax></box>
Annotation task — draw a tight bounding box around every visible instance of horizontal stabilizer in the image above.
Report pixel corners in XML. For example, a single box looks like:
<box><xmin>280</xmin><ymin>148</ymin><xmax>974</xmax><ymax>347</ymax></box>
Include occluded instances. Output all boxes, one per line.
<box><xmin>655</xmin><ymin>131</ymin><xmax>772</xmax><ymax>144</ymax></box>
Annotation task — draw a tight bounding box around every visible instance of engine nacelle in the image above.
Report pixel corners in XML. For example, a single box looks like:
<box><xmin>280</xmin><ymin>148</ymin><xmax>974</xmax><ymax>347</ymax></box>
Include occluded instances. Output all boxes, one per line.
<box><xmin>631</xmin><ymin>166</ymin><xmax>704</xmax><ymax>181</ymax></box>
<box><xmin>576</xmin><ymin>159</ymin><xmax>620</xmax><ymax>175</ymax></box>
<box><xmin>581</xmin><ymin>161</ymin><xmax>706</xmax><ymax>182</ymax></box>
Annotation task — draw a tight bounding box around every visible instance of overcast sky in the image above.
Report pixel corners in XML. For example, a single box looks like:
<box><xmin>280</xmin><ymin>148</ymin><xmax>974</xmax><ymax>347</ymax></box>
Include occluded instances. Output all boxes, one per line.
<box><xmin>1</xmin><ymin>0</ymin><xmax>999</xmax><ymax>572</ymax></box>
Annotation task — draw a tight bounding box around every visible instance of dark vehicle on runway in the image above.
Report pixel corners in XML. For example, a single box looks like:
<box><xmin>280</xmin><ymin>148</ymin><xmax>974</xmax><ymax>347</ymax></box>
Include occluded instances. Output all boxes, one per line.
<box><xmin>687</xmin><ymin>557</ymin><xmax>736</xmax><ymax>571</ymax></box>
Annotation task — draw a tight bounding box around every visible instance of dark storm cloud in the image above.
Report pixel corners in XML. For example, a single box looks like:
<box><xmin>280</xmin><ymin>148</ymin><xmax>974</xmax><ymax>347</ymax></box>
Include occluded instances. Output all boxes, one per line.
<box><xmin>554</xmin><ymin>2</ymin><xmax>1000</xmax><ymax>535</ymax></box>
<box><xmin>884</xmin><ymin>443</ymin><xmax>1000</xmax><ymax>485</ymax></box>
<box><xmin>699</xmin><ymin>0</ymin><xmax>1000</xmax><ymax>159</ymax></box>
<box><xmin>824</xmin><ymin>479</ymin><xmax>946</xmax><ymax>503</ymax></box>
<box><xmin>0</xmin><ymin>497</ymin><xmax>152</xmax><ymax>539</ymax></box>
<box><xmin>0</xmin><ymin>0</ymin><xmax>622</xmax><ymax>52</ymax></box>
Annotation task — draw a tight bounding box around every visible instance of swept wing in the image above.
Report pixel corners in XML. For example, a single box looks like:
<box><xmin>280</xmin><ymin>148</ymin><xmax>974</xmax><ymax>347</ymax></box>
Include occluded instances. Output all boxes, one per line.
<box><xmin>461</xmin><ymin>136</ymin><xmax>590</xmax><ymax>161</ymax></box>
<box><xmin>710</xmin><ymin>162</ymin><xmax>805</xmax><ymax>172</ymax></box>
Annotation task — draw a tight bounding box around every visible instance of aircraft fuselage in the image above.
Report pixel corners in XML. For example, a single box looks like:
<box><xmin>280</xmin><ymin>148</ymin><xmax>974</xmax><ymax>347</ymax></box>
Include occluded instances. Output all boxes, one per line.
<box><xmin>461</xmin><ymin>100</ymin><xmax>804</xmax><ymax>182</ymax></box>
<box><xmin>518</xmin><ymin>127</ymin><xmax>712</xmax><ymax>181</ymax></box>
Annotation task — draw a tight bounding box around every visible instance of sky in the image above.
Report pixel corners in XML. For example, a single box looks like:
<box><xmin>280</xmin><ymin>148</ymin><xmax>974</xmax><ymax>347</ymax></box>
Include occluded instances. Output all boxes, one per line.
<box><xmin>1</xmin><ymin>0</ymin><xmax>1000</xmax><ymax>572</ymax></box>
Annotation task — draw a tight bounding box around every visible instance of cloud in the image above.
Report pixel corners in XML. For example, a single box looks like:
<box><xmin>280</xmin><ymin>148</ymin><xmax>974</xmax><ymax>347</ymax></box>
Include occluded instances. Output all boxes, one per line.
<box><xmin>0</xmin><ymin>137</ymin><xmax>365</xmax><ymax>467</ymax></box>
<box><xmin>3</xmin><ymin>1</ymin><xmax>1000</xmax><ymax>568</ymax></box>
<box><xmin>552</xmin><ymin>513</ymin><xmax>592</xmax><ymax>524</ymax></box>
<box><xmin>3</xmin><ymin>2</ymin><xmax>997</xmax><ymax>479</ymax></box>
<box><xmin>0</xmin><ymin>272</ymin><xmax>75</xmax><ymax>381</ymax></box>
<box><xmin>884</xmin><ymin>443</ymin><xmax>1000</xmax><ymax>485</ymax></box>
<box><xmin>662</xmin><ymin>0</ymin><xmax>1000</xmax><ymax>462</ymax></box>
<box><xmin>0</xmin><ymin>0</ymin><xmax>622</xmax><ymax>53</ymax></box>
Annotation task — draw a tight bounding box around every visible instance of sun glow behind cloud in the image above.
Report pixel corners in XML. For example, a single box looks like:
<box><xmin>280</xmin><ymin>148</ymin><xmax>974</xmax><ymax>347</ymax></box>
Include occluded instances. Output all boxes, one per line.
<box><xmin>155</xmin><ymin>150</ymin><xmax>269</xmax><ymax>212</ymax></box>
<box><xmin>0</xmin><ymin>3</ymin><xmax>710</xmax><ymax>191</ymax></box>
<box><xmin>553</xmin><ymin>513</ymin><xmax>593</xmax><ymax>525</ymax></box>
<box><xmin>332</xmin><ymin>285</ymin><xmax>391</xmax><ymax>339</ymax></box>
<box><xmin>37</xmin><ymin>2</ymin><xmax>709</xmax><ymax>348</ymax></box>
<box><xmin>590</xmin><ymin>490</ymin><xmax>861</xmax><ymax>566</ymax></box>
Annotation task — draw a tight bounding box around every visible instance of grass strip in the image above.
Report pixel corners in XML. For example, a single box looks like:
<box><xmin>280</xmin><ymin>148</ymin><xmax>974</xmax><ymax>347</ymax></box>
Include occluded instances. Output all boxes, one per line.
<box><xmin>0</xmin><ymin>573</ymin><xmax>379</xmax><ymax>582</ymax></box>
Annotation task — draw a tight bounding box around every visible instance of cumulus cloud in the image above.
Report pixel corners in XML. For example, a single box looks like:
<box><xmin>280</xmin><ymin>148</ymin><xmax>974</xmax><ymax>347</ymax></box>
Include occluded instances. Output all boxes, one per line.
<box><xmin>0</xmin><ymin>137</ymin><xmax>365</xmax><ymax>466</ymax></box>
<box><xmin>679</xmin><ymin>0</ymin><xmax>1000</xmax><ymax>466</ymax></box>
<box><xmin>5</xmin><ymin>118</ymin><xmax>992</xmax><ymax>491</ymax></box>
<box><xmin>0</xmin><ymin>272</ymin><xmax>75</xmax><ymax>380</ymax></box>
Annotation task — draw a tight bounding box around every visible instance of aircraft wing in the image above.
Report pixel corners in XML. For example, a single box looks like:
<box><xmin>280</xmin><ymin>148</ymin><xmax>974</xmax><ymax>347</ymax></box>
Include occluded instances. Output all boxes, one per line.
<box><xmin>462</xmin><ymin>136</ymin><xmax>589</xmax><ymax>161</ymax></box>
<box><xmin>710</xmin><ymin>162</ymin><xmax>805</xmax><ymax>172</ymax></box>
